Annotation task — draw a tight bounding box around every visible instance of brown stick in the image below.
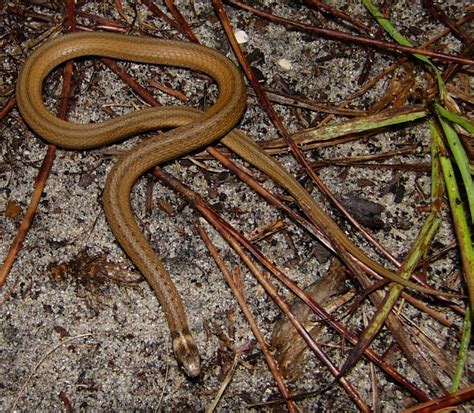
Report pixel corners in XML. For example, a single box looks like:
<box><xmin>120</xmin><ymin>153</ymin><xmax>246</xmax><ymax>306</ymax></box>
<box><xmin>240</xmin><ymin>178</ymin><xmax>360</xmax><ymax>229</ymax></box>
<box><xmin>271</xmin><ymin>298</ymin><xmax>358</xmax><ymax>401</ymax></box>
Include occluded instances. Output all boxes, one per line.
<box><xmin>197</xmin><ymin>223</ymin><xmax>297</xmax><ymax>412</ymax></box>
<box><xmin>0</xmin><ymin>0</ymin><xmax>77</xmax><ymax>288</ymax></box>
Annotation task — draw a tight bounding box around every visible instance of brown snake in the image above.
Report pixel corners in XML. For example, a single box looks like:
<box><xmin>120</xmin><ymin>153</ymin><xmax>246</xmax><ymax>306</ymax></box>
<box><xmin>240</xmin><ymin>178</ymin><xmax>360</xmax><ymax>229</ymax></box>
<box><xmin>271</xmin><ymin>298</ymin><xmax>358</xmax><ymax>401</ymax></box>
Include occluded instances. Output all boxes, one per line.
<box><xmin>16</xmin><ymin>32</ymin><xmax>453</xmax><ymax>377</ymax></box>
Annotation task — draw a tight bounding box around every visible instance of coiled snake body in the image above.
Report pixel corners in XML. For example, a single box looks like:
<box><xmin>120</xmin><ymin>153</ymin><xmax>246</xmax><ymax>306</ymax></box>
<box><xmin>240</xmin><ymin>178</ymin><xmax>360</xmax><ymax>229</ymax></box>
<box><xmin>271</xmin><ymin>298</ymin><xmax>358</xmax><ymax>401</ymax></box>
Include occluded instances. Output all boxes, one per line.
<box><xmin>17</xmin><ymin>32</ymin><xmax>447</xmax><ymax>377</ymax></box>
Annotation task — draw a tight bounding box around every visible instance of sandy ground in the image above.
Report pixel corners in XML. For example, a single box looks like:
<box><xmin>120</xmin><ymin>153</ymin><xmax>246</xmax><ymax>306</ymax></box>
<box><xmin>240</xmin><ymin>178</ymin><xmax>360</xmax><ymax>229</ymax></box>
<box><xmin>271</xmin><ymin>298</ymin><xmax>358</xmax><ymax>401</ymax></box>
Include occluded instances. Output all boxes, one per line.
<box><xmin>1</xmin><ymin>1</ymin><xmax>472</xmax><ymax>411</ymax></box>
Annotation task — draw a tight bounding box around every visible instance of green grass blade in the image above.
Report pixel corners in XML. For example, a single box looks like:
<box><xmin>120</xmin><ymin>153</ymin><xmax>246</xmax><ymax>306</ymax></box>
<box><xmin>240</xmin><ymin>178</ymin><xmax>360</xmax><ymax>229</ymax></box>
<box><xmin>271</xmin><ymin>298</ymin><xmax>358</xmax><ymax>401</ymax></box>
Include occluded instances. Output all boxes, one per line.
<box><xmin>431</xmin><ymin>122</ymin><xmax>474</xmax><ymax>313</ymax></box>
<box><xmin>284</xmin><ymin>107</ymin><xmax>427</xmax><ymax>147</ymax></box>
<box><xmin>436</xmin><ymin>115</ymin><xmax>474</xmax><ymax>220</ymax></box>
<box><xmin>450</xmin><ymin>304</ymin><xmax>471</xmax><ymax>392</ymax></box>
<box><xmin>435</xmin><ymin>103</ymin><xmax>474</xmax><ymax>134</ymax></box>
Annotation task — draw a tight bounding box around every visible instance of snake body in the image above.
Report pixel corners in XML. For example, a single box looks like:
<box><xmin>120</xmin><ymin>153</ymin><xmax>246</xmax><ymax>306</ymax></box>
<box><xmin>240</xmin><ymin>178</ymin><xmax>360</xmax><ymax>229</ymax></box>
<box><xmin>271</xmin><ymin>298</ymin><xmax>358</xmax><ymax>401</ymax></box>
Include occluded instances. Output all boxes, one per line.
<box><xmin>17</xmin><ymin>32</ymin><xmax>451</xmax><ymax>377</ymax></box>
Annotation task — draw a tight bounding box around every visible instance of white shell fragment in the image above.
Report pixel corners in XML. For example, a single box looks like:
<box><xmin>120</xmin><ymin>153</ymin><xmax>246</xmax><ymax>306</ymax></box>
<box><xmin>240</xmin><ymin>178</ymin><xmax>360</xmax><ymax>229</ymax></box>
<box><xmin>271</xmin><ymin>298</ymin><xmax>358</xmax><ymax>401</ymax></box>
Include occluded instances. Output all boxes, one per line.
<box><xmin>278</xmin><ymin>58</ymin><xmax>292</xmax><ymax>71</ymax></box>
<box><xmin>234</xmin><ymin>29</ymin><xmax>249</xmax><ymax>44</ymax></box>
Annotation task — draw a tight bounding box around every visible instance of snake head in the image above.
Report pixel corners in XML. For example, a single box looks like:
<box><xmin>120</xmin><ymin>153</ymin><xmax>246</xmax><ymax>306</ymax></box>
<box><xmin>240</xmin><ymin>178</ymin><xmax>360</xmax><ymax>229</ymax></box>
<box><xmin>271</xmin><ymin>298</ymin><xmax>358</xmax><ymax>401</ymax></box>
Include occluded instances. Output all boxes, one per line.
<box><xmin>172</xmin><ymin>331</ymin><xmax>201</xmax><ymax>377</ymax></box>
